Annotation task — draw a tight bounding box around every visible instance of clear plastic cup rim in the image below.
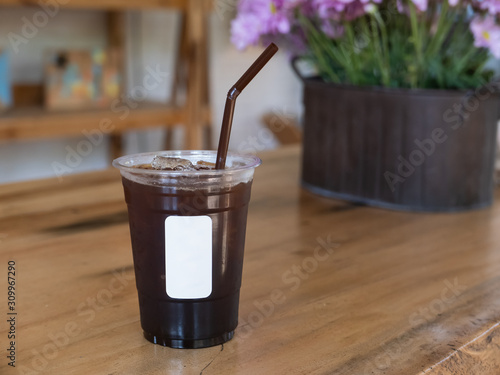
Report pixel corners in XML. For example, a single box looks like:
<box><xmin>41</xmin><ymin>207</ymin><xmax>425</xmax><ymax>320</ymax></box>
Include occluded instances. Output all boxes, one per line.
<box><xmin>112</xmin><ymin>150</ymin><xmax>262</xmax><ymax>176</ymax></box>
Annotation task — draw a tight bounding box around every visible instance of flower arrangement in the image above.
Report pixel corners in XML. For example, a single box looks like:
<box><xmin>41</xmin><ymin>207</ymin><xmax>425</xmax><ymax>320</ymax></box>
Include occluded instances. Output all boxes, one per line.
<box><xmin>231</xmin><ymin>0</ymin><xmax>500</xmax><ymax>89</ymax></box>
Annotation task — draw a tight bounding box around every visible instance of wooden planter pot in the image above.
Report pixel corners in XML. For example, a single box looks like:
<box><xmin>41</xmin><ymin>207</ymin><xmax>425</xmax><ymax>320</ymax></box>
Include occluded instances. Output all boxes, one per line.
<box><xmin>299</xmin><ymin>78</ymin><xmax>500</xmax><ymax>212</ymax></box>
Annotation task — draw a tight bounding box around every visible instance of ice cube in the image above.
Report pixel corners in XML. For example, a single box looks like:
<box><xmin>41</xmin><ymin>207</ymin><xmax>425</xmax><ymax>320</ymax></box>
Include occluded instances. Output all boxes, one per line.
<box><xmin>151</xmin><ymin>156</ymin><xmax>195</xmax><ymax>171</ymax></box>
<box><xmin>195</xmin><ymin>160</ymin><xmax>216</xmax><ymax>170</ymax></box>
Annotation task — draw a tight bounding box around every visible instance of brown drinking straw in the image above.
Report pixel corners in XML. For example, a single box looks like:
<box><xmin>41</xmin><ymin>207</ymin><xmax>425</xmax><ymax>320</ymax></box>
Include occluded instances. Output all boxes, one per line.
<box><xmin>215</xmin><ymin>43</ymin><xmax>279</xmax><ymax>170</ymax></box>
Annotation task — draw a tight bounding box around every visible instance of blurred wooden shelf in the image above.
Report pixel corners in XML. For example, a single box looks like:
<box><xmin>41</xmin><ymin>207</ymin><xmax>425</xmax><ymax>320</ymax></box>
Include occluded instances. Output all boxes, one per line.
<box><xmin>0</xmin><ymin>0</ymin><xmax>212</xmax><ymax>155</ymax></box>
<box><xmin>0</xmin><ymin>0</ymin><xmax>190</xmax><ymax>10</ymax></box>
<box><xmin>0</xmin><ymin>102</ymin><xmax>186</xmax><ymax>141</ymax></box>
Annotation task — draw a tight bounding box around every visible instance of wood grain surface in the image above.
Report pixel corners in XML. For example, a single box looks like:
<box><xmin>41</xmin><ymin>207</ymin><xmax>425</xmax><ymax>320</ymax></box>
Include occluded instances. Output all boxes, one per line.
<box><xmin>1</xmin><ymin>145</ymin><xmax>500</xmax><ymax>374</ymax></box>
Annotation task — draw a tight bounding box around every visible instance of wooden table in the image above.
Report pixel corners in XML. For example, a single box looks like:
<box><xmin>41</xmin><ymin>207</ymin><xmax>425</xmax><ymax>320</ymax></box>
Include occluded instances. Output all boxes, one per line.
<box><xmin>1</xmin><ymin>145</ymin><xmax>500</xmax><ymax>374</ymax></box>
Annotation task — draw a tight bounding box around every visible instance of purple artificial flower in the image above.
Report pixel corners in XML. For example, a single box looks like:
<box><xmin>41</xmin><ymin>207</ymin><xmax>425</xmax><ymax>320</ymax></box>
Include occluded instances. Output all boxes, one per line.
<box><xmin>411</xmin><ymin>0</ymin><xmax>428</xmax><ymax>11</ymax></box>
<box><xmin>312</xmin><ymin>0</ymin><xmax>371</xmax><ymax>22</ymax></box>
<box><xmin>343</xmin><ymin>1</ymin><xmax>370</xmax><ymax>19</ymax></box>
<box><xmin>231</xmin><ymin>14</ymin><xmax>264</xmax><ymax>50</ymax></box>
<box><xmin>470</xmin><ymin>15</ymin><xmax>500</xmax><ymax>58</ymax></box>
<box><xmin>230</xmin><ymin>0</ymin><xmax>298</xmax><ymax>50</ymax></box>
<box><xmin>479</xmin><ymin>0</ymin><xmax>500</xmax><ymax>14</ymax></box>
<box><xmin>312</xmin><ymin>0</ymin><xmax>357</xmax><ymax>18</ymax></box>
<box><xmin>266</xmin><ymin>0</ymin><xmax>293</xmax><ymax>34</ymax></box>
<box><xmin>448</xmin><ymin>0</ymin><xmax>459</xmax><ymax>6</ymax></box>
<box><xmin>321</xmin><ymin>19</ymin><xmax>345</xmax><ymax>37</ymax></box>
<box><xmin>397</xmin><ymin>0</ymin><xmax>406</xmax><ymax>13</ymax></box>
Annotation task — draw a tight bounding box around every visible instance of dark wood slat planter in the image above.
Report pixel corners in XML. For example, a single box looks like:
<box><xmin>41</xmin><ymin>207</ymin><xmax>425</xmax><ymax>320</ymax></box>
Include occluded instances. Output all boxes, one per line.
<box><xmin>299</xmin><ymin>78</ymin><xmax>500</xmax><ymax>212</ymax></box>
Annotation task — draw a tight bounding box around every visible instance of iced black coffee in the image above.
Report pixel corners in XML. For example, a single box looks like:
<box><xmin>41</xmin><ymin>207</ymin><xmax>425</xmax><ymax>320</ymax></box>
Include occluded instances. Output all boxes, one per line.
<box><xmin>113</xmin><ymin>151</ymin><xmax>261</xmax><ymax>348</ymax></box>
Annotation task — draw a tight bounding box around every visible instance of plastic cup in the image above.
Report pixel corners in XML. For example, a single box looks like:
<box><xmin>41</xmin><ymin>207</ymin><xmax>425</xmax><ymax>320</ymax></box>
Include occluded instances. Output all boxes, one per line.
<box><xmin>113</xmin><ymin>150</ymin><xmax>261</xmax><ymax>349</ymax></box>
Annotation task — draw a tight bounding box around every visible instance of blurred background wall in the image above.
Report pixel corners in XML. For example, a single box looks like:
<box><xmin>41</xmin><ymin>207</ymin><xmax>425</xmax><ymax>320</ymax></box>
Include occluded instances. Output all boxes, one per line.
<box><xmin>0</xmin><ymin>9</ymin><xmax>302</xmax><ymax>183</ymax></box>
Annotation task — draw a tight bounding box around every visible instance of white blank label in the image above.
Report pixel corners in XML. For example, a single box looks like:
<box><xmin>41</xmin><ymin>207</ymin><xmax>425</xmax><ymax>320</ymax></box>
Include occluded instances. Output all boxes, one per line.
<box><xmin>165</xmin><ymin>216</ymin><xmax>212</xmax><ymax>299</ymax></box>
